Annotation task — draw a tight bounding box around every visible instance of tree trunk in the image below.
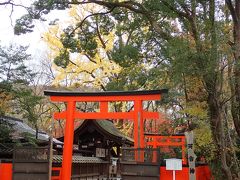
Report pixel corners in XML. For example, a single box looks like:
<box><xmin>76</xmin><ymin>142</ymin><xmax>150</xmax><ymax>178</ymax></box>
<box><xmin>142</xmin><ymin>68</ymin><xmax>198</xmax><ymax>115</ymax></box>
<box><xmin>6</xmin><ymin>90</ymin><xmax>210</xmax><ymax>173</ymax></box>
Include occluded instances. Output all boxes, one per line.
<box><xmin>207</xmin><ymin>92</ymin><xmax>232</xmax><ymax>180</ymax></box>
<box><xmin>231</xmin><ymin>20</ymin><xmax>240</xmax><ymax>138</ymax></box>
<box><xmin>226</xmin><ymin>0</ymin><xmax>240</xmax><ymax>139</ymax></box>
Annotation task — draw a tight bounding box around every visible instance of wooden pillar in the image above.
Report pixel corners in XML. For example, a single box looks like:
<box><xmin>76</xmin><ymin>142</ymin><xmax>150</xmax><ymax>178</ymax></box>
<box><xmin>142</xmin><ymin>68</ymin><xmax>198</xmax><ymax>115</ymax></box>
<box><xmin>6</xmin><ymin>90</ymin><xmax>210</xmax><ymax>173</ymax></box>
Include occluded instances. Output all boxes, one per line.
<box><xmin>48</xmin><ymin>137</ymin><xmax>53</xmax><ymax>180</ymax></box>
<box><xmin>100</xmin><ymin>102</ymin><xmax>108</xmax><ymax>113</ymax></box>
<box><xmin>152</xmin><ymin>137</ymin><xmax>157</xmax><ymax>163</ymax></box>
<box><xmin>134</xmin><ymin>100</ymin><xmax>144</xmax><ymax>161</ymax></box>
<box><xmin>182</xmin><ymin>137</ymin><xmax>187</xmax><ymax>165</ymax></box>
<box><xmin>133</xmin><ymin>100</ymin><xmax>139</xmax><ymax>161</ymax></box>
<box><xmin>61</xmin><ymin>101</ymin><xmax>76</xmax><ymax>180</ymax></box>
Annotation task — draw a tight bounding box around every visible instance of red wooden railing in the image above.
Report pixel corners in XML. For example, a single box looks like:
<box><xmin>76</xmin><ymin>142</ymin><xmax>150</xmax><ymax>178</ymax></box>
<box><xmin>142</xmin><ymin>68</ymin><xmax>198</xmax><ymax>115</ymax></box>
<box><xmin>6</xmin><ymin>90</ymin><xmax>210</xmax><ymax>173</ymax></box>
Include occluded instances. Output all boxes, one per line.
<box><xmin>0</xmin><ymin>163</ymin><xmax>12</xmax><ymax>180</ymax></box>
<box><xmin>51</xmin><ymin>167</ymin><xmax>62</xmax><ymax>180</ymax></box>
<box><xmin>145</xmin><ymin>135</ymin><xmax>187</xmax><ymax>164</ymax></box>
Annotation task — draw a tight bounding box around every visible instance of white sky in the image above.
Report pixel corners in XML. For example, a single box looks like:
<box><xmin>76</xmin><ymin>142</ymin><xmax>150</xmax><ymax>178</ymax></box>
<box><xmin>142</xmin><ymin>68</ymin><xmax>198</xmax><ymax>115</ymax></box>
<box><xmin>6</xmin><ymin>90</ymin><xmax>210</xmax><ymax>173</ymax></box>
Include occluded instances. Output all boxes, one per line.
<box><xmin>0</xmin><ymin>1</ymin><xmax>70</xmax><ymax>68</ymax></box>
<box><xmin>0</xmin><ymin>1</ymin><xmax>41</xmax><ymax>45</ymax></box>
<box><xmin>0</xmin><ymin>1</ymin><xmax>46</xmax><ymax>67</ymax></box>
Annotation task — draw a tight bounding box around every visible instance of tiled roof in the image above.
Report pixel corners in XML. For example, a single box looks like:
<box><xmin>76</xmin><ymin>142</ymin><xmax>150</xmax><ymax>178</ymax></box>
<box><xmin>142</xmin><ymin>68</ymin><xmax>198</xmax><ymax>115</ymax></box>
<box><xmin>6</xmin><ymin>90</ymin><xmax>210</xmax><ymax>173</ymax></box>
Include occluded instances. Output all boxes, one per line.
<box><xmin>57</xmin><ymin>120</ymin><xmax>134</xmax><ymax>144</ymax></box>
<box><xmin>0</xmin><ymin>116</ymin><xmax>63</xmax><ymax>145</ymax></box>
<box><xmin>95</xmin><ymin>120</ymin><xmax>134</xmax><ymax>143</ymax></box>
<box><xmin>52</xmin><ymin>155</ymin><xmax>105</xmax><ymax>164</ymax></box>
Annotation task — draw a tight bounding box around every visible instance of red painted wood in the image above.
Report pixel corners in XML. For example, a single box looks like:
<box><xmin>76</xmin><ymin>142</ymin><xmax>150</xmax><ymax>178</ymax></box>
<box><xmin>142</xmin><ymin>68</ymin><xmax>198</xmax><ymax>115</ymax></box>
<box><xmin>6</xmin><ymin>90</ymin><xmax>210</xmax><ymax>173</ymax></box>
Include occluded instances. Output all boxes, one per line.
<box><xmin>196</xmin><ymin>165</ymin><xmax>212</xmax><ymax>180</ymax></box>
<box><xmin>0</xmin><ymin>163</ymin><xmax>12</xmax><ymax>180</ymax></box>
<box><xmin>47</xmin><ymin>91</ymin><xmax>164</xmax><ymax>179</ymax></box>
<box><xmin>160</xmin><ymin>165</ymin><xmax>212</xmax><ymax>180</ymax></box>
<box><xmin>61</xmin><ymin>101</ymin><xmax>75</xmax><ymax>180</ymax></box>
<box><xmin>142</xmin><ymin>111</ymin><xmax>160</xmax><ymax>119</ymax></box>
<box><xmin>147</xmin><ymin>142</ymin><xmax>184</xmax><ymax>146</ymax></box>
<box><xmin>146</xmin><ymin>135</ymin><xmax>187</xmax><ymax>164</ymax></box>
<box><xmin>100</xmin><ymin>102</ymin><xmax>108</xmax><ymax>113</ymax></box>
<box><xmin>54</xmin><ymin>111</ymin><xmax>135</xmax><ymax>120</ymax></box>
<box><xmin>160</xmin><ymin>167</ymin><xmax>189</xmax><ymax>180</ymax></box>
<box><xmin>133</xmin><ymin>100</ymin><xmax>139</xmax><ymax>160</ymax></box>
<box><xmin>182</xmin><ymin>138</ymin><xmax>186</xmax><ymax>165</ymax></box>
<box><xmin>134</xmin><ymin>100</ymin><xmax>144</xmax><ymax>161</ymax></box>
<box><xmin>52</xmin><ymin>167</ymin><xmax>62</xmax><ymax>180</ymax></box>
<box><xmin>54</xmin><ymin>111</ymin><xmax>159</xmax><ymax>120</ymax></box>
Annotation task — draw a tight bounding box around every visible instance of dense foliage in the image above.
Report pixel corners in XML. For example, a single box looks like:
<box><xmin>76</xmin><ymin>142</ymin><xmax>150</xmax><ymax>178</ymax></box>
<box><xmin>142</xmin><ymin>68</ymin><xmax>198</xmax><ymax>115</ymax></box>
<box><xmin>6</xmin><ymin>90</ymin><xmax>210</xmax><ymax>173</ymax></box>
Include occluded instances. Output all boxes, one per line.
<box><xmin>0</xmin><ymin>44</ymin><xmax>44</xmax><ymax>139</ymax></box>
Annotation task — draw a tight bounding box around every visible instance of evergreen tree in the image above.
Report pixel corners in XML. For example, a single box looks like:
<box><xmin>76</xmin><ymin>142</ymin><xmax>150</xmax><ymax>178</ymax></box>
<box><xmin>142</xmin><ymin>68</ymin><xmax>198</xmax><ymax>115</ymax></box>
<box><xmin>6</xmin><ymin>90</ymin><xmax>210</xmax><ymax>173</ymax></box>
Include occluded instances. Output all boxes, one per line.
<box><xmin>0</xmin><ymin>44</ymin><xmax>43</xmax><ymax>139</ymax></box>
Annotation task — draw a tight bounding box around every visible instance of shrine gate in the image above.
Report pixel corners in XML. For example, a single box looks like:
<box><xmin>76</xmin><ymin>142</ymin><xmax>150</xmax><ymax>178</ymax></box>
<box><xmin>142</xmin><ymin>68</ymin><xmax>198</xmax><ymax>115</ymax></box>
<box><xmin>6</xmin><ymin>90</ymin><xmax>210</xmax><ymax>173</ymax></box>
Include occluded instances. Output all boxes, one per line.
<box><xmin>145</xmin><ymin>134</ymin><xmax>187</xmax><ymax>164</ymax></box>
<box><xmin>44</xmin><ymin>89</ymin><xmax>167</xmax><ymax>180</ymax></box>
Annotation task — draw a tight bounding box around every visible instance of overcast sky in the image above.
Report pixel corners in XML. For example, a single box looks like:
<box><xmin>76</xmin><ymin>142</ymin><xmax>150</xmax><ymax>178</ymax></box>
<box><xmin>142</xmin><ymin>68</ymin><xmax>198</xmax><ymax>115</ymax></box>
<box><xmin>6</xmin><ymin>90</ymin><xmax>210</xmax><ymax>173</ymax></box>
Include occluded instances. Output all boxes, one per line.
<box><xmin>0</xmin><ymin>1</ymin><xmax>70</xmax><ymax>68</ymax></box>
<box><xmin>0</xmin><ymin>1</ymin><xmax>47</xmax><ymax>66</ymax></box>
<box><xmin>0</xmin><ymin>1</ymin><xmax>41</xmax><ymax>44</ymax></box>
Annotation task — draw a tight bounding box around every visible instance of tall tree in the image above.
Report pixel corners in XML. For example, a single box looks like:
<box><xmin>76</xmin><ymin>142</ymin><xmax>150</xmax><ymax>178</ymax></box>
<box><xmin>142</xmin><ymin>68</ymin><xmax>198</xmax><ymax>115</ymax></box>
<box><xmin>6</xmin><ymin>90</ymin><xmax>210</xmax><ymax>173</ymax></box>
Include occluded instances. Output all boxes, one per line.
<box><xmin>226</xmin><ymin>0</ymin><xmax>240</xmax><ymax>139</ymax></box>
<box><xmin>0</xmin><ymin>44</ymin><xmax>44</xmax><ymax>139</ymax></box>
<box><xmin>0</xmin><ymin>44</ymin><xmax>32</xmax><ymax>115</ymax></box>
<box><xmin>42</xmin><ymin>6</ymin><xmax>121</xmax><ymax>89</ymax></box>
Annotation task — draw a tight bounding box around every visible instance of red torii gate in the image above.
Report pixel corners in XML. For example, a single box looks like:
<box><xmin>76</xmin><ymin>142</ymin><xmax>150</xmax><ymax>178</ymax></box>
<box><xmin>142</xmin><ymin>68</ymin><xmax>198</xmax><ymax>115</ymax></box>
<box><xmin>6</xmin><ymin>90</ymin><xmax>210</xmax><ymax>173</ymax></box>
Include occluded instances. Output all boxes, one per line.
<box><xmin>145</xmin><ymin>134</ymin><xmax>187</xmax><ymax>164</ymax></box>
<box><xmin>44</xmin><ymin>89</ymin><xmax>167</xmax><ymax>180</ymax></box>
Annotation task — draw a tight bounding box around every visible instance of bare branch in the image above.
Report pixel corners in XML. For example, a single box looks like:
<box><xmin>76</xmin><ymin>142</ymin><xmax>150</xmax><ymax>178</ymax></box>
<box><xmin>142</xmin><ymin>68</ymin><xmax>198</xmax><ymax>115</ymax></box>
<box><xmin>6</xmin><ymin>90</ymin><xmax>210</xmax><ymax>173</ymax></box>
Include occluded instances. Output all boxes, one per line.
<box><xmin>0</xmin><ymin>0</ymin><xmax>11</xmax><ymax>6</ymax></box>
<box><xmin>161</xmin><ymin>0</ymin><xmax>189</xmax><ymax>19</ymax></box>
<box><xmin>0</xmin><ymin>0</ymin><xmax>28</xmax><ymax>9</ymax></box>
<box><xmin>63</xmin><ymin>0</ymin><xmax>170</xmax><ymax>40</ymax></box>
<box><xmin>70</xmin><ymin>6</ymin><xmax>116</xmax><ymax>37</ymax></box>
<box><xmin>84</xmin><ymin>54</ymin><xmax>97</xmax><ymax>64</ymax></box>
<box><xmin>96</xmin><ymin>20</ymin><xmax>106</xmax><ymax>49</ymax></box>
<box><xmin>9</xmin><ymin>3</ymin><xmax>14</xmax><ymax>26</ymax></box>
<box><xmin>0</xmin><ymin>0</ymin><xmax>29</xmax><ymax>26</ymax></box>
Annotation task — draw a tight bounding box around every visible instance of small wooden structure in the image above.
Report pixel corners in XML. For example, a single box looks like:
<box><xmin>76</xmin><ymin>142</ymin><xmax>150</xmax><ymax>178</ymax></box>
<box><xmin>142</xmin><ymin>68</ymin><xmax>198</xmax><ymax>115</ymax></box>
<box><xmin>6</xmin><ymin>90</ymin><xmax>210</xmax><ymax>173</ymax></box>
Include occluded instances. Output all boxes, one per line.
<box><xmin>0</xmin><ymin>116</ymin><xmax>63</xmax><ymax>160</ymax></box>
<box><xmin>52</xmin><ymin>155</ymin><xmax>109</xmax><ymax>180</ymax></box>
<box><xmin>121</xmin><ymin>147</ymin><xmax>161</xmax><ymax>180</ymax></box>
<box><xmin>12</xmin><ymin>147</ymin><xmax>50</xmax><ymax>180</ymax></box>
<box><xmin>58</xmin><ymin>119</ymin><xmax>133</xmax><ymax>158</ymax></box>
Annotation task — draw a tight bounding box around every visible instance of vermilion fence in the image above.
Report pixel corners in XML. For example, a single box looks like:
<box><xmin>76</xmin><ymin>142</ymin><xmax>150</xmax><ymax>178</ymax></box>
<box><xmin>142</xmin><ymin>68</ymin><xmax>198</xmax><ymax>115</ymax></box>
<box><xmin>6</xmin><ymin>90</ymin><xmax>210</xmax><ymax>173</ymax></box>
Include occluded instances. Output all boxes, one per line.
<box><xmin>51</xmin><ymin>167</ymin><xmax>62</xmax><ymax>180</ymax></box>
<box><xmin>145</xmin><ymin>135</ymin><xmax>187</xmax><ymax>164</ymax></box>
<box><xmin>0</xmin><ymin>163</ymin><xmax>12</xmax><ymax>180</ymax></box>
<box><xmin>0</xmin><ymin>164</ymin><xmax>71</xmax><ymax>180</ymax></box>
<box><xmin>160</xmin><ymin>165</ymin><xmax>212</xmax><ymax>180</ymax></box>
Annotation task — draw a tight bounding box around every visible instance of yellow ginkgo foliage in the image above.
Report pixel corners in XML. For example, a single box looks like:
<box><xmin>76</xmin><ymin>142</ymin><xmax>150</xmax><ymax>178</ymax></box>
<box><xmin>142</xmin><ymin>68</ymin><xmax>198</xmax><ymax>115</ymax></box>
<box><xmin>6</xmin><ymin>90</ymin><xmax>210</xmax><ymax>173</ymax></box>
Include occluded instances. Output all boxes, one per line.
<box><xmin>42</xmin><ymin>5</ymin><xmax>121</xmax><ymax>89</ymax></box>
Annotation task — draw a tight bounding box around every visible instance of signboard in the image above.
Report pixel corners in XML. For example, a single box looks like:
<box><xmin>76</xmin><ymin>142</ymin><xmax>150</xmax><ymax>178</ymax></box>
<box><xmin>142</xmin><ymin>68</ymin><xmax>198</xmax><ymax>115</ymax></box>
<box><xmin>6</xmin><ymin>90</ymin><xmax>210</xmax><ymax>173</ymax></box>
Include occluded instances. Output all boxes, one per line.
<box><xmin>96</xmin><ymin>148</ymin><xmax>105</xmax><ymax>157</ymax></box>
<box><xmin>165</xmin><ymin>158</ymin><xmax>182</xmax><ymax>170</ymax></box>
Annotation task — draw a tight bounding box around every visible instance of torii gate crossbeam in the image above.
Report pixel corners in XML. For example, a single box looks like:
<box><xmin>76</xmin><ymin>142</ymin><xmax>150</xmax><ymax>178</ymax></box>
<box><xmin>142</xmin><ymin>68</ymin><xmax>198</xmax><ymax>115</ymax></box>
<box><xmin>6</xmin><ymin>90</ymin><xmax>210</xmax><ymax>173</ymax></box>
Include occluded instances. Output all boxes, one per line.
<box><xmin>44</xmin><ymin>89</ymin><xmax>168</xmax><ymax>180</ymax></box>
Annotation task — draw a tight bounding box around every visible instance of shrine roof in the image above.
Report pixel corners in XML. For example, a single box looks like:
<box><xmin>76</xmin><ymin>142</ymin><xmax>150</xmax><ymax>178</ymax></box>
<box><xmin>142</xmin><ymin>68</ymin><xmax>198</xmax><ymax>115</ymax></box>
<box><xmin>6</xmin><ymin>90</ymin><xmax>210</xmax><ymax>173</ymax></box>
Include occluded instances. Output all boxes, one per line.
<box><xmin>58</xmin><ymin>119</ymin><xmax>134</xmax><ymax>145</ymax></box>
<box><xmin>44</xmin><ymin>89</ymin><xmax>168</xmax><ymax>97</ymax></box>
<box><xmin>95</xmin><ymin>120</ymin><xmax>133</xmax><ymax>143</ymax></box>
<box><xmin>0</xmin><ymin>116</ymin><xmax>63</xmax><ymax>145</ymax></box>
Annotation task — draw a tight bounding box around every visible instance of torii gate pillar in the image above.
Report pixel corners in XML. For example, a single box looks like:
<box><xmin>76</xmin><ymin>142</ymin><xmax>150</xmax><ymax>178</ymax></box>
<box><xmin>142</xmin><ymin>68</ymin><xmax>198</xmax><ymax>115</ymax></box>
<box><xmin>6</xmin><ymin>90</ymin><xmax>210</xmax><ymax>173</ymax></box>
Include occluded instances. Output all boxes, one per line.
<box><xmin>44</xmin><ymin>89</ymin><xmax>168</xmax><ymax>180</ymax></box>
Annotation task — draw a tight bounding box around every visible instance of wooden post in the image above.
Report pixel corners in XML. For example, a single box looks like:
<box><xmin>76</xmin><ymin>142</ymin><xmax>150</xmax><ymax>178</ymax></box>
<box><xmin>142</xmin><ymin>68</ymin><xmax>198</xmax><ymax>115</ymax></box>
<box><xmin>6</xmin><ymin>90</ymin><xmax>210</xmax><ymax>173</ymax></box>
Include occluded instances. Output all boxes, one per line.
<box><xmin>134</xmin><ymin>100</ymin><xmax>139</xmax><ymax>161</ymax></box>
<box><xmin>61</xmin><ymin>101</ymin><xmax>76</xmax><ymax>180</ymax></box>
<box><xmin>185</xmin><ymin>131</ymin><xmax>197</xmax><ymax>180</ymax></box>
<box><xmin>182</xmin><ymin>137</ymin><xmax>187</xmax><ymax>164</ymax></box>
<box><xmin>152</xmin><ymin>137</ymin><xmax>157</xmax><ymax>163</ymax></box>
<box><xmin>48</xmin><ymin>136</ymin><xmax>53</xmax><ymax>180</ymax></box>
<box><xmin>134</xmin><ymin>100</ymin><xmax>144</xmax><ymax>162</ymax></box>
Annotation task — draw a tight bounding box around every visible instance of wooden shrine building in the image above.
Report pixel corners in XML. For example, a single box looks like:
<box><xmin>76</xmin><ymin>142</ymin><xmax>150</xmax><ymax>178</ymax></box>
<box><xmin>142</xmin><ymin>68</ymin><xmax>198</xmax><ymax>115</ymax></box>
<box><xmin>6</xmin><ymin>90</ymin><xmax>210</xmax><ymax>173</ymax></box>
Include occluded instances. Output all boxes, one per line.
<box><xmin>58</xmin><ymin>120</ymin><xmax>133</xmax><ymax>159</ymax></box>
